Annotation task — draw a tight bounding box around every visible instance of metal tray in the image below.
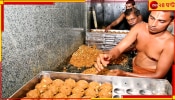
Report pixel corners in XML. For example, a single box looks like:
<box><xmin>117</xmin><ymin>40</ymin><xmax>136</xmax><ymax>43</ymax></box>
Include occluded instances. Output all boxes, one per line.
<box><xmin>9</xmin><ymin>71</ymin><xmax>114</xmax><ymax>98</ymax></box>
<box><xmin>90</xmin><ymin>29</ymin><xmax>129</xmax><ymax>33</ymax></box>
<box><xmin>86</xmin><ymin>30</ymin><xmax>128</xmax><ymax>50</ymax></box>
<box><xmin>112</xmin><ymin>77</ymin><xmax>172</xmax><ymax>97</ymax></box>
<box><xmin>9</xmin><ymin>71</ymin><xmax>172</xmax><ymax>98</ymax></box>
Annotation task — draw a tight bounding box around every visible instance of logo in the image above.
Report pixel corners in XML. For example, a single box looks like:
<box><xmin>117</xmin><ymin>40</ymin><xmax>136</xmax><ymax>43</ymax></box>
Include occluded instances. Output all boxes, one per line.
<box><xmin>150</xmin><ymin>1</ymin><xmax>158</xmax><ymax>9</ymax></box>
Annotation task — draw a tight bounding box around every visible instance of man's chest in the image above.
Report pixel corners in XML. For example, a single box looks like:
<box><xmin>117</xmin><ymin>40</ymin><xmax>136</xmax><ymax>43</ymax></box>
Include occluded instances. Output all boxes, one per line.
<box><xmin>136</xmin><ymin>36</ymin><xmax>164</xmax><ymax>60</ymax></box>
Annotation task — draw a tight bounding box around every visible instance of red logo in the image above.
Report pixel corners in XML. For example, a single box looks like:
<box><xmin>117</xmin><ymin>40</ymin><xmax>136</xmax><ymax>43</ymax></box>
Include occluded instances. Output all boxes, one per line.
<box><xmin>150</xmin><ymin>1</ymin><xmax>158</xmax><ymax>9</ymax></box>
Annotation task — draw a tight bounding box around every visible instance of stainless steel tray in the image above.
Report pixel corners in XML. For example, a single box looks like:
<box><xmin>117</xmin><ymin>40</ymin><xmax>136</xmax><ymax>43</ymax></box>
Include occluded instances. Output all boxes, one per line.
<box><xmin>90</xmin><ymin>29</ymin><xmax>129</xmax><ymax>34</ymax></box>
<box><xmin>9</xmin><ymin>71</ymin><xmax>114</xmax><ymax>98</ymax></box>
<box><xmin>112</xmin><ymin>77</ymin><xmax>172</xmax><ymax>97</ymax></box>
<box><xmin>86</xmin><ymin>30</ymin><xmax>128</xmax><ymax>50</ymax></box>
<box><xmin>9</xmin><ymin>71</ymin><xmax>172</xmax><ymax>98</ymax></box>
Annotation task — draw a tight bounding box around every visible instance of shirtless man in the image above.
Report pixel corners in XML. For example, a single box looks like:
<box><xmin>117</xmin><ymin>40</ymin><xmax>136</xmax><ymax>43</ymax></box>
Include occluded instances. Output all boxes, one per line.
<box><xmin>105</xmin><ymin>0</ymin><xmax>142</xmax><ymax>32</ymax></box>
<box><xmin>125</xmin><ymin>8</ymin><xmax>143</xmax><ymax>29</ymax></box>
<box><xmin>124</xmin><ymin>7</ymin><xmax>143</xmax><ymax>52</ymax></box>
<box><xmin>95</xmin><ymin>11</ymin><xmax>174</xmax><ymax>79</ymax></box>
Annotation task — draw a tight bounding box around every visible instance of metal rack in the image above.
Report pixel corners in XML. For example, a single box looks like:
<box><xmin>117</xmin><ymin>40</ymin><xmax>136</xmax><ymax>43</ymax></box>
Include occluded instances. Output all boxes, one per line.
<box><xmin>86</xmin><ymin>29</ymin><xmax>129</xmax><ymax>50</ymax></box>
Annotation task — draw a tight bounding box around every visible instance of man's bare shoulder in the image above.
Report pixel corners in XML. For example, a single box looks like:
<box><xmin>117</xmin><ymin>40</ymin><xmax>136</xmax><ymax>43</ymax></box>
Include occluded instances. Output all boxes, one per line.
<box><xmin>167</xmin><ymin>35</ymin><xmax>174</xmax><ymax>44</ymax></box>
<box><xmin>137</xmin><ymin>21</ymin><xmax>147</xmax><ymax>26</ymax></box>
<box><xmin>164</xmin><ymin>32</ymin><xmax>174</xmax><ymax>49</ymax></box>
<box><xmin>131</xmin><ymin>22</ymin><xmax>147</xmax><ymax>32</ymax></box>
<box><xmin>133</xmin><ymin>21</ymin><xmax>147</xmax><ymax>29</ymax></box>
<box><xmin>166</xmin><ymin>31</ymin><xmax>174</xmax><ymax>40</ymax></box>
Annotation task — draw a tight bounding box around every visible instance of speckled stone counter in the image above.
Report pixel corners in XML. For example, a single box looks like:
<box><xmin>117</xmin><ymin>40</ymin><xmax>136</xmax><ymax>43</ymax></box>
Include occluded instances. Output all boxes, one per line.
<box><xmin>2</xmin><ymin>3</ymin><xmax>85</xmax><ymax>98</ymax></box>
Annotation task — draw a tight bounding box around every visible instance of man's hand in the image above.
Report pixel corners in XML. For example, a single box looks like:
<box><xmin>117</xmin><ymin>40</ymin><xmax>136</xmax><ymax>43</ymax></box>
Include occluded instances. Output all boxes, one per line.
<box><xmin>105</xmin><ymin>25</ymin><xmax>111</xmax><ymax>32</ymax></box>
<box><xmin>107</xmin><ymin>69</ymin><xmax>126</xmax><ymax>76</ymax></box>
<box><xmin>94</xmin><ymin>53</ymin><xmax>112</xmax><ymax>72</ymax></box>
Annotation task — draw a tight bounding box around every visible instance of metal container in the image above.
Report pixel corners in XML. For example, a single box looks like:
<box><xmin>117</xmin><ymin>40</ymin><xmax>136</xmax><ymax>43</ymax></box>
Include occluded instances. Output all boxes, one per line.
<box><xmin>86</xmin><ymin>29</ymin><xmax>129</xmax><ymax>50</ymax></box>
<box><xmin>9</xmin><ymin>71</ymin><xmax>114</xmax><ymax>98</ymax></box>
<box><xmin>112</xmin><ymin>77</ymin><xmax>172</xmax><ymax>98</ymax></box>
<box><xmin>90</xmin><ymin>29</ymin><xmax>129</xmax><ymax>33</ymax></box>
<box><xmin>9</xmin><ymin>71</ymin><xmax>172</xmax><ymax>98</ymax></box>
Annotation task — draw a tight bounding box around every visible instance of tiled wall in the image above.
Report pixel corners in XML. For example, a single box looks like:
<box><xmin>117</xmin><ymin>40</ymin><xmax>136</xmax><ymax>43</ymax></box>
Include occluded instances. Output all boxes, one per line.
<box><xmin>2</xmin><ymin>3</ymin><xmax>85</xmax><ymax>98</ymax></box>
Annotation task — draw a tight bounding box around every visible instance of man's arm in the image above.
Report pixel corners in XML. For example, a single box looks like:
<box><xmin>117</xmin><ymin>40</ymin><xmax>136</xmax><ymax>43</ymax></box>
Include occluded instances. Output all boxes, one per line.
<box><xmin>95</xmin><ymin>23</ymin><xmax>141</xmax><ymax>72</ymax></box>
<box><xmin>108</xmin><ymin>23</ymin><xmax>140</xmax><ymax>59</ymax></box>
<box><xmin>105</xmin><ymin>13</ymin><xmax>125</xmax><ymax>31</ymax></box>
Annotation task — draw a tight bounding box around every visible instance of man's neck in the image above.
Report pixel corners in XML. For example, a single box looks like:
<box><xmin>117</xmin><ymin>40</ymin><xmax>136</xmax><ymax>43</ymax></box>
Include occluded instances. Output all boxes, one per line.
<box><xmin>149</xmin><ymin>30</ymin><xmax>166</xmax><ymax>38</ymax></box>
